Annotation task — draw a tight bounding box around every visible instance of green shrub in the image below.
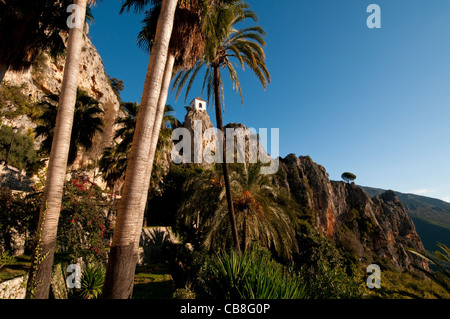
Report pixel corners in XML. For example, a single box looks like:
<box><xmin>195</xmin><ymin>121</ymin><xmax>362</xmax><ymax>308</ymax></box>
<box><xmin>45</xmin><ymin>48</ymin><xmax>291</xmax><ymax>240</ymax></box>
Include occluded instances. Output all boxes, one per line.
<box><xmin>295</xmin><ymin>221</ymin><xmax>344</xmax><ymax>268</ymax></box>
<box><xmin>197</xmin><ymin>247</ymin><xmax>307</xmax><ymax>299</ymax></box>
<box><xmin>79</xmin><ymin>264</ymin><xmax>105</xmax><ymax>299</ymax></box>
<box><xmin>0</xmin><ymin>126</ymin><xmax>43</xmax><ymax>175</ymax></box>
<box><xmin>0</xmin><ymin>188</ymin><xmax>40</xmax><ymax>254</ymax></box>
<box><xmin>0</xmin><ymin>83</ymin><xmax>40</xmax><ymax>120</ymax></box>
<box><xmin>294</xmin><ymin>221</ymin><xmax>365</xmax><ymax>299</ymax></box>
<box><xmin>299</xmin><ymin>260</ymin><xmax>364</xmax><ymax>299</ymax></box>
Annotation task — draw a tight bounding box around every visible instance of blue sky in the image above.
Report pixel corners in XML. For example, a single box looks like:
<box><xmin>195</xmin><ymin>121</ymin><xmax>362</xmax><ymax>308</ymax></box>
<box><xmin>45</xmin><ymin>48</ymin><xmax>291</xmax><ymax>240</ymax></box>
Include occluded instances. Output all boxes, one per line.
<box><xmin>90</xmin><ymin>0</ymin><xmax>450</xmax><ymax>202</ymax></box>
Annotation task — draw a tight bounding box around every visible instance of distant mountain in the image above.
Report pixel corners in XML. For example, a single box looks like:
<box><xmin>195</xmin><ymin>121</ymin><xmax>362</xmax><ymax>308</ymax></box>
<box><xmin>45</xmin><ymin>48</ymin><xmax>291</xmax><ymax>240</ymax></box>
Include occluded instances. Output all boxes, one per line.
<box><xmin>362</xmin><ymin>186</ymin><xmax>450</xmax><ymax>253</ymax></box>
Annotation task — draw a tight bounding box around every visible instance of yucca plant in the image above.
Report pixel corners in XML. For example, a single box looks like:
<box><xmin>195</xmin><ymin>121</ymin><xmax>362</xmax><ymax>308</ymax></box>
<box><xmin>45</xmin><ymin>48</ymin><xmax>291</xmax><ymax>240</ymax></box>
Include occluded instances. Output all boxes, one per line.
<box><xmin>80</xmin><ymin>265</ymin><xmax>105</xmax><ymax>299</ymax></box>
<box><xmin>198</xmin><ymin>246</ymin><xmax>307</xmax><ymax>299</ymax></box>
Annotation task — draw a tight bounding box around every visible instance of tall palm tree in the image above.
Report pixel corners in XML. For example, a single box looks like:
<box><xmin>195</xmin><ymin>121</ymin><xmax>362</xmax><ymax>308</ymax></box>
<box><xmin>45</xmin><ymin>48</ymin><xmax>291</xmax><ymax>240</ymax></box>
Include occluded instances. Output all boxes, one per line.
<box><xmin>229</xmin><ymin>163</ymin><xmax>299</xmax><ymax>260</ymax></box>
<box><xmin>172</xmin><ymin>1</ymin><xmax>270</xmax><ymax>253</ymax></box>
<box><xmin>102</xmin><ymin>0</ymin><xmax>178</xmax><ymax>299</ymax></box>
<box><xmin>34</xmin><ymin>89</ymin><xmax>104</xmax><ymax>166</ymax></box>
<box><xmin>120</xmin><ymin>0</ymin><xmax>206</xmax><ymax>259</ymax></box>
<box><xmin>26</xmin><ymin>0</ymin><xmax>94</xmax><ymax>299</ymax></box>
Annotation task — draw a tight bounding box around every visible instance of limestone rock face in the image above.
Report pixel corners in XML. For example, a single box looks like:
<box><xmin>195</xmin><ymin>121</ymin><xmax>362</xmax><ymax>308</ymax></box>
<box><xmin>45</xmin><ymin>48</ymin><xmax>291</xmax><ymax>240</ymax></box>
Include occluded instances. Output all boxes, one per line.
<box><xmin>278</xmin><ymin>154</ymin><xmax>428</xmax><ymax>271</ymax></box>
<box><xmin>181</xmin><ymin>110</ymin><xmax>272</xmax><ymax>167</ymax></box>
<box><xmin>183</xmin><ymin>109</ymin><xmax>215</xmax><ymax>166</ymax></box>
<box><xmin>3</xmin><ymin>30</ymin><xmax>120</xmax><ymax>170</ymax></box>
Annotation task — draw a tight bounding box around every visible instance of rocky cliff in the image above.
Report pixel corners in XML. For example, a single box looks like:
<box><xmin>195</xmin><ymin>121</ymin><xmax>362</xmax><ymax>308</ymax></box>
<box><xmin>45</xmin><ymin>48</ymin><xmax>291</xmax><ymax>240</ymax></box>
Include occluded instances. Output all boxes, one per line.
<box><xmin>278</xmin><ymin>154</ymin><xmax>428</xmax><ymax>272</ymax></box>
<box><xmin>2</xmin><ymin>25</ymin><xmax>120</xmax><ymax>169</ymax></box>
<box><xmin>182</xmin><ymin>109</ymin><xmax>271</xmax><ymax>167</ymax></box>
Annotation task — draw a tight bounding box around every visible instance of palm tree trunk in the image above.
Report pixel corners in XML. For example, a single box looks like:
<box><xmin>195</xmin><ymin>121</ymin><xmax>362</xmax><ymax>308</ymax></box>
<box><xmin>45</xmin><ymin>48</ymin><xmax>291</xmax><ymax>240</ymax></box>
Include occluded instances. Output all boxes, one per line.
<box><xmin>26</xmin><ymin>0</ymin><xmax>87</xmax><ymax>299</ymax></box>
<box><xmin>102</xmin><ymin>0</ymin><xmax>178</xmax><ymax>300</ymax></box>
<box><xmin>132</xmin><ymin>52</ymin><xmax>175</xmax><ymax>255</ymax></box>
<box><xmin>0</xmin><ymin>62</ymin><xmax>8</xmax><ymax>84</ymax></box>
<box><xmin>213</xmin><ymin>65</ymin><xmax>241</xmax><ymax>254</ymax></box>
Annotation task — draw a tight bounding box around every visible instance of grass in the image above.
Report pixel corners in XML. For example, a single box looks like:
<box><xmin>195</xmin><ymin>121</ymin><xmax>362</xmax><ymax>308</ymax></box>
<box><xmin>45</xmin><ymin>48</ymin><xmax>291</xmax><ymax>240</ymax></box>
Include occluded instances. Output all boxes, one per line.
<box><xmin>132</xmin><ymin>264</ymin><xmax>175</xmax><ymax>299</ymax></box>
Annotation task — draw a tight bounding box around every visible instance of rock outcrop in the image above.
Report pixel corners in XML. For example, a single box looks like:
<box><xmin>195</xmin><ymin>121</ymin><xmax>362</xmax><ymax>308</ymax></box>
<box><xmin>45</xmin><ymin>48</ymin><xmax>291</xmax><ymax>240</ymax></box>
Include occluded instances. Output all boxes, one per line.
<box><xmin>181</xmin><ymin>110</ymin><xmax>272</xmax><ymax>167</ymax></box>
<box><xmin>182</xmin><ymin>108</ymin><xmax>215</xmax><ymax>166</ymax></box>
<box><xmin>0</xmin><ymin>165</ymin><xmax>34</xmax><ymax>192</ymax></box>
<box><xmin>2</xmin><ymin>27</ymin><xmax>121</xmax><ymax>170</ymax></box>
<box><xmin>278</xmin><ymin>154</ymin><xmax>428</xmax><ymax>272</ymax></box>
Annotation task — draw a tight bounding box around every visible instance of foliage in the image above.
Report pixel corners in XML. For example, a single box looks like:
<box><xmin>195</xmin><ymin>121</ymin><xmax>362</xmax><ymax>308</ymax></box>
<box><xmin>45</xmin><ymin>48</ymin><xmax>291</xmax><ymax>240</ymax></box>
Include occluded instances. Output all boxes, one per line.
<box><xmin>34</xmin><ymin>89</ymin><xmax>104</xmax><ymax>165</ymax></box>
<box><xmin>173</xmin><ymin>283</ymin><xmax>196</xmax><ymax>299</ymax></box>
<box><xmin>298</xmin><ymin>260</ymin><xmax>364</xmax><ymax>299</ymax></box>
<box><xmin>0</xmin><ymin>0</ymin><xmax>69</xmax><ymax>72</ymax></box>
<box><xmin>342</xmin><ymin>172</ymin><xmax>357</xmax><ymax>184</ymax></box>
<box><xmin>293</xmin><ymin>221</ymin><xmax>364</xmax><ymax>299</ymax></box>
<box><xmin>172</xmin><ymin>1</ymin><xmax>270</xmax><ymax>108</ymax></box>
<box><xmin>99</xmin><ymin>102</ymin><xmax>177</xmax><ymax>193</ymax></box>
<box><xmin>0</xmin><ymin>125</ymin><xmax>43</xmax><ymax>175</ymax></box>
<box><xmin>108</xmin><ymin>75</ymin><xmax>124</xmax><ymax>103</ymax></box>
<box><xmin>368</xmin><ymin>269</ymin><xmax>450</xmax><ymax>299</ymax></box>
<box><xmin>197</xmin><ymin>246</ymin><xmax>307</xmax><ymax>299</ymax></box>
<box><xmin>337</xmin><ymin>226</ymin><xmax>365</xmax><ymax>258</ymax></box>
<box><xmin>0</xmin><ymin>188</ymin><xmax>40</xmax><ymax>254</ymax></box>
<box><xmin>79</xmin><ymin>264</ymin><xmax>105</xmax><ymax>299</ymax></box>
<box><xmin>1</xmin><ymin>177</ymin><xmax>115</xmax><ymax>264</ymax></box>
<box><xmin>177</xmin><ymin>163</ymin><xmax>299</xmax><ymax>261</ymax></box>
<box><xmin>408</xmin><ymin>243</ymin><xmax>450</xmax><ymax>297</ymax></box>
<box><xmin>140</xmin><ymin>228</ymin><xmax>173</xmax><ymax>265</ymax></box>
<box><xmin>122</xmin><ymin>0</ymin><xmax>206</xmax><ymax>69</ymax></box>
<box><xmin>0</xmin><ymin>251</ymin><xmax>16</xmax><ymax>271</ymax></box>
<box><xmin>57</xmin><ymin>175</ymin><xmax>115</xmax><ymax>264</ymax></box>
<box><xmin>0</xmin><ymin>83</ymin><xmax>40</xmax><ymax>120</ymax></box>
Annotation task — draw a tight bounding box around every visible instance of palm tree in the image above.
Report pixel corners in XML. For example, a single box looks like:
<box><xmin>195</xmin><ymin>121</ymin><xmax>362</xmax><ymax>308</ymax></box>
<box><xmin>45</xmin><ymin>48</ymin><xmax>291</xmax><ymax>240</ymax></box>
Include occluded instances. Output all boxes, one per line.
<box><xmin>26</xmin><ymin>0</ymin><xmax>95</xmax><ymax>299</ymax></box>
<box><xmin>102</xmin><ymin>0</ymin><xmax>178</xmax><ymax>299</ymax></box>
<box><xmin>98</xmin><ymin>146</ymin><xmax>128</xmax><ymax>193</ymax></box>
<box><xmin>98</xmin><ymin>102</ymin><xmax>177</xmax><ymax>193</ymax></box>
<box><xmin>172</xmin><ymin>1</ymin><xmax>270</xmax><ymax>253</ymax></box>
<box><xmin>119</xmin><ymin>0</ymin><xmax>206</xmax><ymax>261</ymax></box>
<box><xmin>0</xmin><ymin>0</ymin><xmax>69</xmax><ymax>83</ymax></box>
<box><xmin>35</xmin><ymin>89</ymin><xmax>104</xmax><ymax>167</ymax></box>
<box><xmin>229</xmin><ymin>163</ymin><xmax>299</xmax><ymax>260</ymax></box>
<box><xmin>180</xmin><ymin>163</ymin><xmax>298</xmax><ymax>261</ymax></box>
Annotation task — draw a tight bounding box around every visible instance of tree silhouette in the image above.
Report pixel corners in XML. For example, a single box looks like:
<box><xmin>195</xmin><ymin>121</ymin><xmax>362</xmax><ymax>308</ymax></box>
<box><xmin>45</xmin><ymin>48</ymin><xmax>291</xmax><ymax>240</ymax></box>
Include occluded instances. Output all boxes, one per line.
<box><xmin>342</xmin><ymin>172</ymin><xmax>357</xmax><ymax>184</ymax></box>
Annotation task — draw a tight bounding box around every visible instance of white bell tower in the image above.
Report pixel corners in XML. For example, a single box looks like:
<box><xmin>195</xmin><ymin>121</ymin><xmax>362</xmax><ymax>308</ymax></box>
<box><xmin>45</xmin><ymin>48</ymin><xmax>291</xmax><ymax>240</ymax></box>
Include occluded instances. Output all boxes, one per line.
<box><xmin>190</xmin><ymin>98</ymin><xmax>207</xmax><ymax>112</ymax></box>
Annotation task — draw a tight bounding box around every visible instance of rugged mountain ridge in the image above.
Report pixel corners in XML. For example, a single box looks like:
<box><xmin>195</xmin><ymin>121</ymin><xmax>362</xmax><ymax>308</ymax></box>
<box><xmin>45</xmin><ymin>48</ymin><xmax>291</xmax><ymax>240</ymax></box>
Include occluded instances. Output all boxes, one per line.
<box><xmin>362</xmin><ymin>186</ymin><xmax>450</xmax><ymax>253</ymax></box>
<box><xmin>278</xmin><ymin>154</ymin><xmax>428</xmax><ymax>272</ymax></box>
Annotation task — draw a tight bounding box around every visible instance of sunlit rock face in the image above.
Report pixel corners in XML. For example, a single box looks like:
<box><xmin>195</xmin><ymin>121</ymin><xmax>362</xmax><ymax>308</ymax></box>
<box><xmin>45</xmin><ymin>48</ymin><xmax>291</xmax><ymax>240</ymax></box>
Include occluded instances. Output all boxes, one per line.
<box><xmin>3</xmin><ymin>27</ymin><xmax>121</xmax><ymax>171</ymax></box>
<box><xmin>278</xmin><ymin>154</ymin><xmax>428</xmax><ymax>272</ymax></box>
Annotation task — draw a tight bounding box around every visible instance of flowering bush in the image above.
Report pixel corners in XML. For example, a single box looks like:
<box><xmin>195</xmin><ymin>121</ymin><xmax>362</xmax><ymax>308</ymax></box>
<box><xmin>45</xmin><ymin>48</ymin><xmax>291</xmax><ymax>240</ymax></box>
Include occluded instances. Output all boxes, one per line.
<box><xmin>58</xmin><ymin>175</ymin><xmax>116</xmax><ymax>263</ymax></box>
<box><xmin>0</xmin><ymin>174</ymin><xmax>117</xmax><ymax>264</ymax></box>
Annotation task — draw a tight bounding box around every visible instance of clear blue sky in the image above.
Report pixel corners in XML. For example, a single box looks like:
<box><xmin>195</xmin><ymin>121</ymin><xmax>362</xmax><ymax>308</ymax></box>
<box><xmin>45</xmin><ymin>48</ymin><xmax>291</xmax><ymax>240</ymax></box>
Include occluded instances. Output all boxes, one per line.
<box><xmin>89</xmin><ymin>0</ymin><xmax>450</xmax><ymax>202</ymax></box>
